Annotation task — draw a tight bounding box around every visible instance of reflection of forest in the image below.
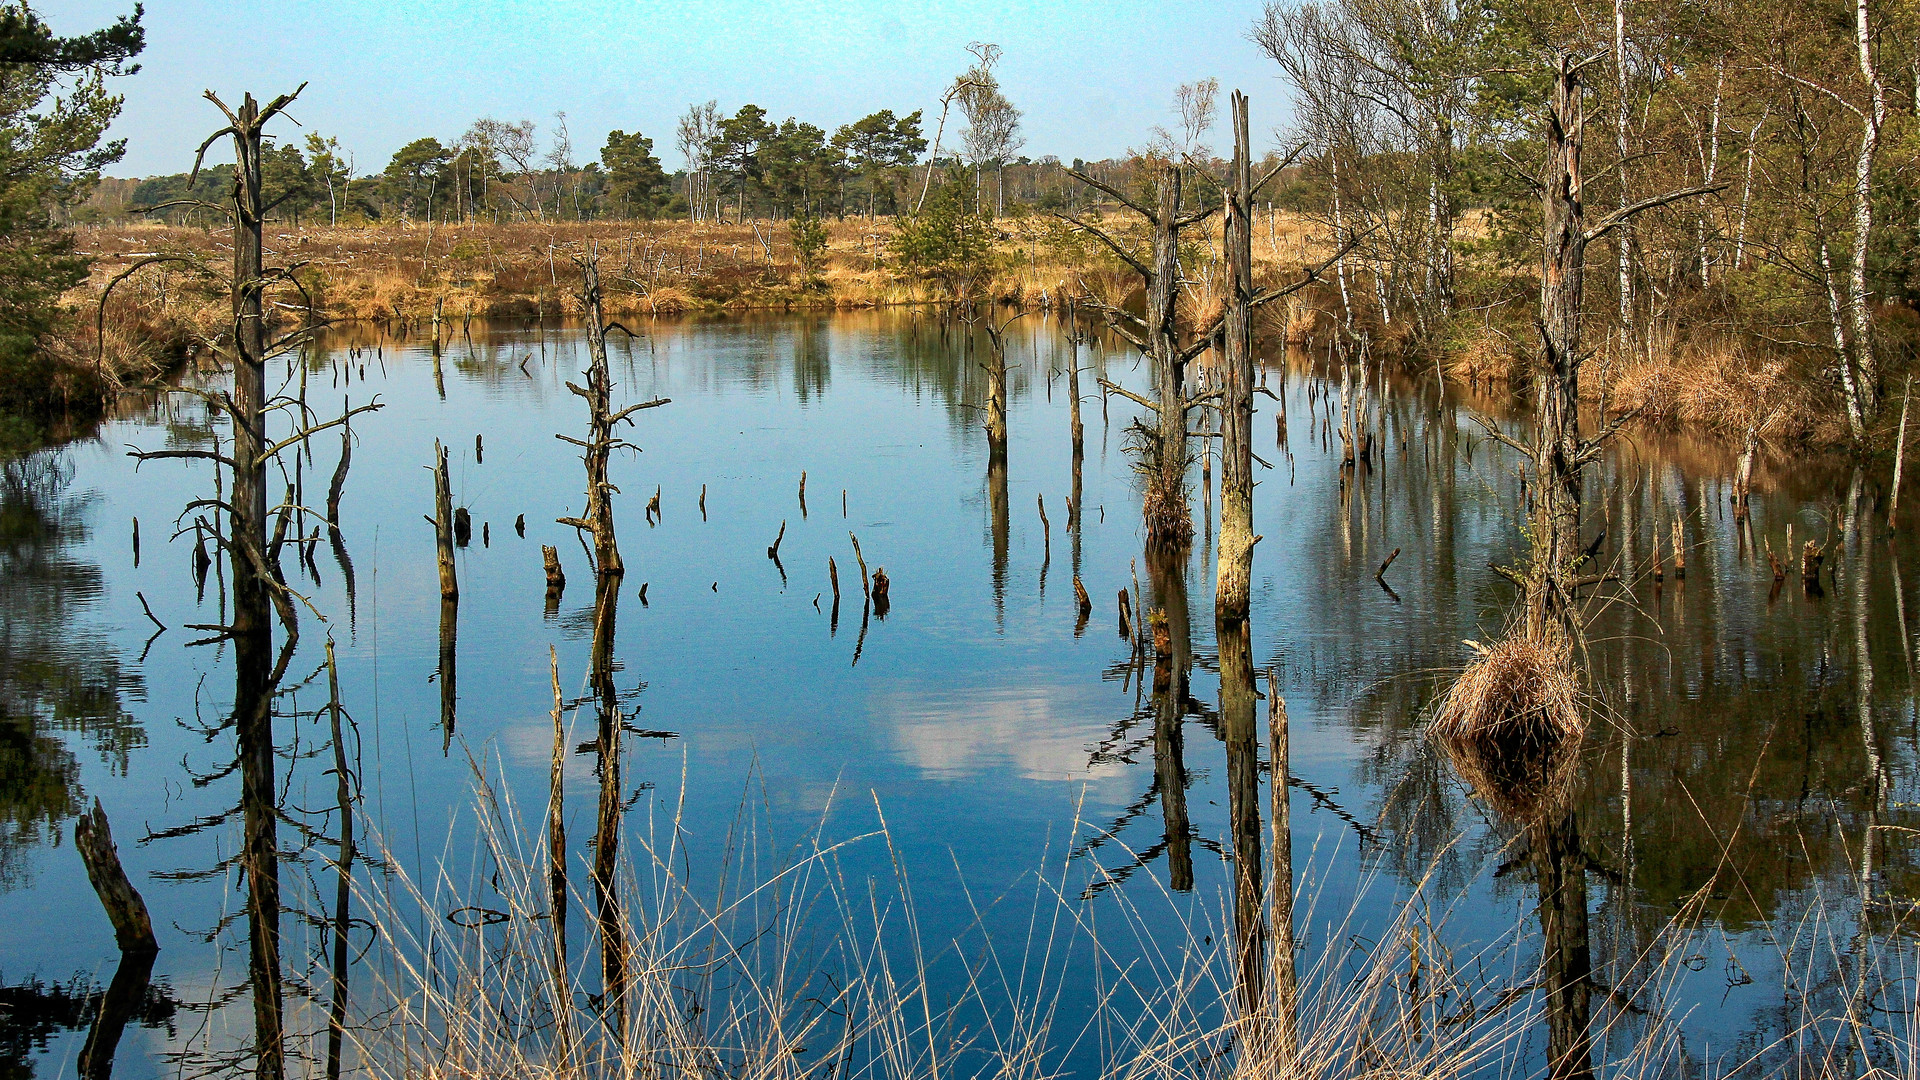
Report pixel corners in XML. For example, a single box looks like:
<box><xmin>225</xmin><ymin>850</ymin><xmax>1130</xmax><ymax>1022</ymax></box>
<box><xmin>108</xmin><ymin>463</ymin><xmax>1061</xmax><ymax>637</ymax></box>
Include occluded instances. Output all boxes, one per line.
<box><xmin>0</xmin><ymin>450</ymin><xmax>145</xmax><ymax>892</ymax></box>
<box><xmin>1300</xmin><ymin>378</ymin><xmax>1916</xmax><ymax>1070</ymax></box>
<box><xmin>0</xmin><ymin>968</ymin><xmax>179</xmax><ymax>1079</ymax></box>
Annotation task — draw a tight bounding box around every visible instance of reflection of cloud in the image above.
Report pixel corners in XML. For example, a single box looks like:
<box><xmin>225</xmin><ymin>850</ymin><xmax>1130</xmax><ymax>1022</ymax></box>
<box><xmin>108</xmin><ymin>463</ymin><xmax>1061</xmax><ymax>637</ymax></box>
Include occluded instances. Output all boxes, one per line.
<box><xmin>870</xmin><ymin>679</ymin><xmax>1131</xmax><ymax>786</ymax></box>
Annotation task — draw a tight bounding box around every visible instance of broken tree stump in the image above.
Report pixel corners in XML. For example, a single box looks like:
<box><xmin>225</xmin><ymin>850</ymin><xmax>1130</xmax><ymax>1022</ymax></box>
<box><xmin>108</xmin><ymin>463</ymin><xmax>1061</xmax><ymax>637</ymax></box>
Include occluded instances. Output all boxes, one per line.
<box><xmin>543</xmin><ymin>545</ymin><xmax>566</xmax><ymax>594</ymax></box>
<box><xmin>74</xmin><ymin>800</ymin><xmax>158</xmax><ymax>956</ymax></box>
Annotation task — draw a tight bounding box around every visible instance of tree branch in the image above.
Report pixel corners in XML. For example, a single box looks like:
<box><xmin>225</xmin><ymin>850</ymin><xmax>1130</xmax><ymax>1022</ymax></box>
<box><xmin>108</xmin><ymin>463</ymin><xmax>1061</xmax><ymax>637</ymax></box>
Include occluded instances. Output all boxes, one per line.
<box><xmin>1584</xmin><ymin>183</ymin><xmax>1729</xmax><ymax>245</ymax></box>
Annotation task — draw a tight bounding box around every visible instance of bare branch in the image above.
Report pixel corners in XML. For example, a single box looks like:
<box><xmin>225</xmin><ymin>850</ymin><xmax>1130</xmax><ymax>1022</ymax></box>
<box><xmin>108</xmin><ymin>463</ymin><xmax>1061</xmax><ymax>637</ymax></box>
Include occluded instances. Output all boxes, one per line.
<box><xmin>1051</xmin><ymin>210</ymin><xmax>1149</xmax><ymax>278</ymax></box>
<box><xmin>1584</xmin><ymin>183</ymin><xmax>1729</xmax><ymax>245</ymax></box>
<box><xmin>1065</xmin><ymin>168</ymin><xmax>1153</xmax><ymax>218</ymax></box>
<box><xmin>1098</xmin><ymin>379</ymin><xmax>1158</xmax><ymax>411</ymax></box>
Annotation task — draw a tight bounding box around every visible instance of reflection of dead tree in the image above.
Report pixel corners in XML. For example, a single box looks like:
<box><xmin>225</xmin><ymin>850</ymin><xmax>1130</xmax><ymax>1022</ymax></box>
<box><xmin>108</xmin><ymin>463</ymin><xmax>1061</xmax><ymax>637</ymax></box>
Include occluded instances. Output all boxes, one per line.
<box><xmin>554</xmin><ymin>249</ymin><xmax>667</xmax><ymax>1041</ymax></box>
<box><xmin>125</xmin><ymin>85</ymin><xmax>381</xmax><ymax>1080</ymax></box>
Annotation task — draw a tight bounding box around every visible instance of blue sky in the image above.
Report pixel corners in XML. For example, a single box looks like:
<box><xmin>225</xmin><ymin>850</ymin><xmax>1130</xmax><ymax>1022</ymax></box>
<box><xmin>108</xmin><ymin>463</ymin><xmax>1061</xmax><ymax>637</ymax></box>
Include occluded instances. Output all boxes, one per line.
<box><xmin>55</xmin><ymin>0</ymin><xmax>1297</xmax><ymax>177</ymax></box>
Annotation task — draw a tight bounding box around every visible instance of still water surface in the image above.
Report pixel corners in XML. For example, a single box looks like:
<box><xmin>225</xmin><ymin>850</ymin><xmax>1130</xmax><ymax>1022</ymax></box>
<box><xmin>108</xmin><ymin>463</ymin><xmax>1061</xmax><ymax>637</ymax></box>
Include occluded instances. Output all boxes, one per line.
<box><xmin>2</xmin><ymin>309</ymin><xmax>1913</xmax><ymax>1077</ymax></box>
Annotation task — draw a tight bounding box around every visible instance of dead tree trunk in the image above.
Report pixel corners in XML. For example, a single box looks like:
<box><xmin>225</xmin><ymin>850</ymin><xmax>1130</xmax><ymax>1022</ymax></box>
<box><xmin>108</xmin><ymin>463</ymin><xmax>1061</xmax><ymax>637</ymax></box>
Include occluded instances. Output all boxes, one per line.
<box><xmin>554</xmin><ymin>251</ymin><xmax>666</xmax><ymax>1043</ymax></box>
<box><xmin>556</xmin><ymin>254</ymin><xmax>665</xmax><ymax>580</ymax></box>
<box><xmin>1218</xmin><ymin>93</ymin><xmax>1258</xmax><ymax>621</ymax></box>
<box><xmin>1520</xmin><ymin>53</ymin><xmax>1722</xmax><ymax>641</ymax></box>
<box><xmin>74</xmin><ymin>800</ymin><xmax>157</xmax><ymax>956</ymax></box>
<box><xmin>207</xmin><ymin>89</ymin><xmax>305</xmax><ymax>1080</ymax></box>
<box><xmin>1060</xmin><ymin>165</ymin><xmax>1207</xmax><ymax>548</ymax></box>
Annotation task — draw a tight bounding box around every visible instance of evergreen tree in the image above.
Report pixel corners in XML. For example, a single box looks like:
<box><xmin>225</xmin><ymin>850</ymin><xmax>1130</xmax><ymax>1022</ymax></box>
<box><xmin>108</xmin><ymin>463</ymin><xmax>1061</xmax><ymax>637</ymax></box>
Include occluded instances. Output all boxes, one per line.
<box><xmin>0</xmin><ymin>3</ymin><xmax>144</xmax><ymax>413</ymax></box>
<box><xmin>601</xmin><ymin>129</ymin><xmax>669</xmax><ymax>218</ymax></box>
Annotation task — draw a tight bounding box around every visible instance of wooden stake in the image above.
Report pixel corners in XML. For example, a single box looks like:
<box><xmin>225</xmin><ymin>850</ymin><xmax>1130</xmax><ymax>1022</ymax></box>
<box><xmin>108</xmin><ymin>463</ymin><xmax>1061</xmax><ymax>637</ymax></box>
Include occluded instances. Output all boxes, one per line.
<box><xmin>850</xmin><ymin>532</ymin><xmax>870</xmax><ymax>597</ymax></box>
<box><xmin>1375</xmin><ymin>547</ymin><xmax>1401</xmax><ymax>582</ymax></box>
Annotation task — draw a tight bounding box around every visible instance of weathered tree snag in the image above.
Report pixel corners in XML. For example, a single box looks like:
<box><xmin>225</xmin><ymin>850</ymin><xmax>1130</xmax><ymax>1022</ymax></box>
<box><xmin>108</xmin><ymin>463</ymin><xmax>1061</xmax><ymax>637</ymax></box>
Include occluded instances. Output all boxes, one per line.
<box><xmin>1066</xmin><ymin>304</ymin><xmax>1086</xmax><ymax>451</ymax></box>
<box><xmin>1118</xmin><ymin>587</ymin><xmax>1133</xmax><ymax>640</ymax></box>
<box><xmin>74</xmin><ymin>800</ymin><xmax>157</xmax><ymax>956</ymax></box>
<box><xmin>543</xmin><ymin>545</ymin><xmax>566</xmax><ymax>595</ymax></box>
<box><xmin>556</xmin><ymin>253</ymin><xmax>667</xmax><ymax>581</ymax></box>
<box><xmin>799</xmin><ymin>470</ymin><xmax>807</xmax><ymax>516</ymax></box>
<box><xmin>1733</xmin><ymin>421</ymin><xmax>1759</xmax><ymax>520</ymax></box>
<box><xmin>195</xmin><ymin>88</ymin><xmax>307</xmax><ymax>1080</ymax></box>
<box><xmin>871</xmin><ymin>567</ymin><xmax>891</xmax><ymax>616</ymax></box>
<box><xmin>453</xmin><ymin>506</ymin><xmax>471</xmax><ymax>547</ymax></box>
<box><xmin>1521</xmin><ymin>52</ymin><xmax>1723</xmax><ymax>642</ymax></box>
<box><xmin>1267</xmin><ymin>672</ymin><xmax>1298</xmax><ymax>1071</ymax></box>
<box><xmin>131</xmin><ymin>516</ymin><xmax>139</xmax><ymax>567</ymax></box>
<box><xmin>850</xmin><ymin>532</ymin><xmax>871</xmax><ymax>599</ymax></box>
<box><xmin>432</xmin><ymin>442</ymin><xmax>458</xmax><ymax>601</ymax></box>
<box><xmin>1073</xmin><ymin>575</ymin><xmax>1092</xmax><ymax>617</ymax></box>
<box><xmin>1038</xmin><ymin>493</ymin><xmax>1050</xmax><ymax>556</ymax></box>
<box><xmin>515</xmin><ymin>512</ymin><xmax>526</xmax><ymax>538</ymax></box>
<box><xmin>1218</xmin><ymin>92</ymin><xmax>1260</xmax><ymax>622</ymax></box>
<box><xmin>980</xmin><ymin>313</ymin><xmax>1024</xmax><ymax>464</ymax></box>
<box><xmin>767</xmin><ymin>520</ymin><xmax>786</xmax><ymax>559</ymax></box>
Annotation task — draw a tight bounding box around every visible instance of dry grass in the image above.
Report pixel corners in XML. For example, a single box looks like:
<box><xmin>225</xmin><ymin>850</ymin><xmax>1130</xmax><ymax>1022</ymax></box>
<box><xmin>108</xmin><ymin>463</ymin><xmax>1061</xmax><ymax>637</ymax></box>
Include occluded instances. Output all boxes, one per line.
<box><xmin>1429</xmin><ymin>634</ymin><xmax>1583</xmax><ymax>750</ymax></box>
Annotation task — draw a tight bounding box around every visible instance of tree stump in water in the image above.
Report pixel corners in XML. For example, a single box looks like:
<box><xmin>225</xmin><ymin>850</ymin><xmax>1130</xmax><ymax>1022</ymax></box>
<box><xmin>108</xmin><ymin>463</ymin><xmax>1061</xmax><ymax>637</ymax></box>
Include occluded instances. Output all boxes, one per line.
<box><xmin>515</xmin><ymin>513</ymin><xmax>526</xmax><ymax>538</ymax></box>
<box><xmin>543</xmin><ymin>545</ymin><xmax>566</xmax><ymax>595</ymax></box>
<box><xmin>871</xmin><ymin>567</ymin><xmax>891</xmax><ymax>616</ymax></box>
<box><xmin>1118</xmin><ymin>588</ymin><xmax>1133</xmax><ymax>639</ymax></box>
<box><xmin>74</xmin><ymin>800</ymin><xmax>158</xmax><ymax>956</ymax></box>
<box><xmin>1073</xmin><ymin>575</ymin><xmax>1091</xmax><ymax>616</ymax></box>
<box><xmin>453</xmin><ymin>507</ymin><xmax>472</xmax><ymax>547</ymax></box>
<box><xmin>1149</xmin><ymin>608</ymin><xmax>1171</xmax><ymax>657</ymax></box>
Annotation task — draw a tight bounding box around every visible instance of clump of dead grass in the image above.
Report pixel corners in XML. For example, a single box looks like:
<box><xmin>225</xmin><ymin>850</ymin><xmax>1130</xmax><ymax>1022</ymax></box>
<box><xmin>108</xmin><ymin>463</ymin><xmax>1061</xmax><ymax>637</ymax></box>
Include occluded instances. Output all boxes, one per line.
<box><xmin>1431</xmin><ymin>634</ymin><xmax>1582</xmax><ymax>749</ymax></box>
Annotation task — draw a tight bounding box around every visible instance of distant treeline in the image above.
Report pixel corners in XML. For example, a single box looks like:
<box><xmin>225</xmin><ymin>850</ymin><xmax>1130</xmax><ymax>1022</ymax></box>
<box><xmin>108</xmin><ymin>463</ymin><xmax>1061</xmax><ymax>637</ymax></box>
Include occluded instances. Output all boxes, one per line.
<box><xmin>75</xmin><ymin>105</ymin><xmax>1221</xmax><ymax>228</ymax></box>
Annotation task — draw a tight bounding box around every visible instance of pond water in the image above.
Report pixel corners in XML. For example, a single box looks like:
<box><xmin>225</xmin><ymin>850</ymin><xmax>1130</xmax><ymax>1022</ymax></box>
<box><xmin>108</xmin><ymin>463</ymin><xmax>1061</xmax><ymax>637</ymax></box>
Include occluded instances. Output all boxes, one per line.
<box><xmin>1</xmin><ymin>309</ymin><xmax>1913</xmax><ymax>1078</ymax></box>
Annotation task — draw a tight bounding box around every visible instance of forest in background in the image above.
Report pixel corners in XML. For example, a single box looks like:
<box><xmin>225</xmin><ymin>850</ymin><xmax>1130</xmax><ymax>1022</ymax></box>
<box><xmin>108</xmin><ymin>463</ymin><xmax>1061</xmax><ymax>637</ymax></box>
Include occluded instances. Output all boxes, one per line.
<box><xmin>7</xmin><ymin>0</ymin><xmax>1920</xmax><ymax>465</ymax></box>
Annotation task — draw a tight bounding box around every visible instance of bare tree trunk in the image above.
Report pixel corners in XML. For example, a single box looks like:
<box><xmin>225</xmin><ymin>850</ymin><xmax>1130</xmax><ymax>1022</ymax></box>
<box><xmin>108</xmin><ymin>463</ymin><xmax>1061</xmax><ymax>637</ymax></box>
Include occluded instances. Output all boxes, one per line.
<box><xmin>1613</xmin><ymin>0</ymin><xmax>1635</xmax><ymax>360</ymax></box>
<box><xmin>1847</xmin><ymin>0</ymin><xmax>1887</xmax><ymax>423</ymax></box>
<box><xmin>221</xmin><ymin>92</ymin><xmax>291</xmax><ymax>1080</ymax></box>
<box><xmin>1218</xmin><ymin>93</ymin><xmax>1257</xmax><ymax>621</ymax></box>
<box><xmin>1149</xmin><ymin>167</ymin><xmax>1191</xmax><ymax>548</ymax></box>
<box><xmin>1531</xmin><ymin>54</ymin><xmax>1594</xmax><ymax>641</ymax></box>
